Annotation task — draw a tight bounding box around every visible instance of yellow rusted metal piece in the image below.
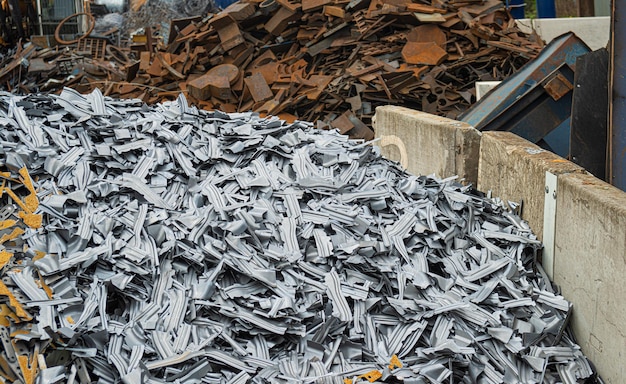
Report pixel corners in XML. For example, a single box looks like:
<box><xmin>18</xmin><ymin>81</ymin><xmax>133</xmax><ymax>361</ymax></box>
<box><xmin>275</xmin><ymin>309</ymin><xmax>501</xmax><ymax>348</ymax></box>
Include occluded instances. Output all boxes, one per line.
<box><xmin>17</xmin><ymin>211</ymin><xmax>42</xmax><ymax>229</ymax></box>
<box><xmin>1</xmin><ymin>187</ymin><xmax>29</xmax><ymax>213</ymax></box>
<box><xmin>344</xmin><ymin>355</ymin><xmax>403</xmax><ymax>383</ymax></box>
<box><xmin>388</xmin><ymin>354</ymin><xmax>402</xmax><ymax>370</ymax></box>
<box><xmin>17</xmin><ymin>352</ymin><xmax>38</xmax><ymax>384</ymax></box>
<box><xmin>0</xmin><ymin>250</ymin><xmax>12</xmax><ymax>269</ymax></box>
<box><xmin>0</xmin><ymin>168</ymin><xmax>42</xmax><ymax>229</ymax></box>
<box><xmin>0</xmin><ymin>304</ymin><xmax>20</xmax><ymax>326</ymax></box>
<box><xmin>37</xmin><ymin>270</ymin><xmax>54</xmax><ymax>299</ymax></box>
<box><xmin>18</xmin><ymin>168</ymin><xmax>39</xmax><ymax>214</ymax></box>
<box><xmin>0</xmin><ymin>227</ymin><xmax>25</xmax><ymax>245</ymax></box>
<box><xmin>0</xmin><ymin>280</ymin><xmax>31</xmax><ymax>321</ymax></box>
<box><xmin>0</xmin><ymin>167</ymin><xmax>43</xmax><ymax>383</ymax></box>
<box><xmin>359</xmin><ymin>370</ymin><xmax>382</xmax><ymax>383</ymax></box>
<box><xmin>32</xmin><ymin>251</ymin><xmax>46</xmax><ymax>262</ymax></box>
<box><xmin>11</xmin><ymin>329</ymin><xmax>30</xmax><ymax>337</ymax></box>
<box><xmin>0</xmin><ymin>219</ymin><xmax>17</xmax><ymax>230</ymax></box>
<box><xmin>0</xmin><ymin>171</ymin><xmax>14</xmax><ymax>180</ymax></box>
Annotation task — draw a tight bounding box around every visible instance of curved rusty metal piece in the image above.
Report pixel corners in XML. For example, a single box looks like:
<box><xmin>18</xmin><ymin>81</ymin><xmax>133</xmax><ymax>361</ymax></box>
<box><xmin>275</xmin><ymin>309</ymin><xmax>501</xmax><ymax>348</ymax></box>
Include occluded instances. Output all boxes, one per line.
<box><xmin>54</xmin><ymin>12</ymin><xmax>95</xmax><ymax>45</ymax></box>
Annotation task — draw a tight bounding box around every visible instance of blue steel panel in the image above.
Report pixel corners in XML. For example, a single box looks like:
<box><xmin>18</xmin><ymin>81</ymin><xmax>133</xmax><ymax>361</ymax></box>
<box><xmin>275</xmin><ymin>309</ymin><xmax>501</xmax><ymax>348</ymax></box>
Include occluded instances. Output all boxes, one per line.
<box><xmin>544</xmin><ymin>118</ymin><xmax>571</xmax><ymax>158</ymax></box>
<box><xmin>460</xmin><ymin>33</ymin><xmax>590</xmax><ymax>130</ymax></box>
<box><xmin>610</xmin><ymin>1</ymin><xmax>626</xmax><ymax>190</ymax></box>
<box><xmin>536</xmin><ymin>0</ymin><xmax>556</xmax><ymax>18</ymax></box>
<box><xmin>506</xmin><ymin>0</ymin><xmax>526</xmax><ymax>18</ymax></box>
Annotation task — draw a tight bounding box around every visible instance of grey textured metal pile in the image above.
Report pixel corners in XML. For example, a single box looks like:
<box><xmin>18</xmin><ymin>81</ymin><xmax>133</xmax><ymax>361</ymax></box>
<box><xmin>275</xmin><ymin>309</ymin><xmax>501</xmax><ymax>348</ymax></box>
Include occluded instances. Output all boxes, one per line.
<box><xmin>0</xmin><ymin>90</ymin><xmax>598</xmax><ymax>384</ymax></box>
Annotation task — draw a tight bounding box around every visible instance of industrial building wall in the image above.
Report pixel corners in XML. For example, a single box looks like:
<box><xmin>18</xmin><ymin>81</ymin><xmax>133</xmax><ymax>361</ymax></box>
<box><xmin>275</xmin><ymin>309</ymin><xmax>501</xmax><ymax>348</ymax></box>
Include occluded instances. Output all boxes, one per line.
<box><xmin>516</xmin><ymin>16</ymin><xmax>610</xmax><ymax>51</ymax></box>
<box><xmin>374</xmin><ymin>106</ymin><xmax>626</xmax><ymax>384</ymax></box>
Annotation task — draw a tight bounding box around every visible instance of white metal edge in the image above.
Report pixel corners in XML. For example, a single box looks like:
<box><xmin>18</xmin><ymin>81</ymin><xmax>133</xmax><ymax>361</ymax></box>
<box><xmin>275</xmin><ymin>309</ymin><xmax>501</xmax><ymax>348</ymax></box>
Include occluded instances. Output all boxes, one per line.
<box><xmin>475</xmin><ymin>81</ymin><xmax>502</xmax><ymax>100</ymax></box>
<box><xmin>542</xmin><ymin>171</ymin><xmax>558</xmax><ymax>279</ymax></box>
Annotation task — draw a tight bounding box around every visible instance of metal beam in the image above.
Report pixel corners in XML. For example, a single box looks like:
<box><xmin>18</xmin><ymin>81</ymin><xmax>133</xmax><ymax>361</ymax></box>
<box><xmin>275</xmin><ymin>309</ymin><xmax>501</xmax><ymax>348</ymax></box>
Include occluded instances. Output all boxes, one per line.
<box><xmin>571</xmin><ymin>49</ymin><xmax>609</xmax><ymax>180</ymax></box>
<box><xmin>36</xmin><ymin>0</ymin><xmax>43</xmax><ymax>36</ymax></box>
<box><xmin>609</xmin><ymin>0</ymin><xmax>626</xmax><ymax>190</ymax></box>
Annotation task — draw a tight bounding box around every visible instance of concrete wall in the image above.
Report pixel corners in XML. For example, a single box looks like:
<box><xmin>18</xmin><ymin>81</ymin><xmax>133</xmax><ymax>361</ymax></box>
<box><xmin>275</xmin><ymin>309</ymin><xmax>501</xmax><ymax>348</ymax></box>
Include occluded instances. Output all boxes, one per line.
<box><xmin>478</xmin><ymin>132</ymin><xmax>585</xmax><ymax>241</ymax></box>
<box><xmin>373</xmin><ymin>106</ymin><xmax>481</xmax><ymax>185</ymax></box>
<box><xmin>373</xmin><ymin>107</ymin><xmax>626</xmax><ymax>384</ymax></box>
<box><xmin>516</xmin><ymin>17</ymin><xmax>610</xmax><ymax>51</ymax></box>
<box><xmin>554</xmin><ymin>173</ymin><xmax>626</xmax><ymax>383</ymax></box>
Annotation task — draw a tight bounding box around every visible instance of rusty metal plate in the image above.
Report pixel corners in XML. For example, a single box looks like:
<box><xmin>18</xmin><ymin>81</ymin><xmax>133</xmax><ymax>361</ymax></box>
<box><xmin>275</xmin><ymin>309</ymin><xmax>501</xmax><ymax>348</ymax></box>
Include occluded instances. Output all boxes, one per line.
<box><xmin>402</xmin><ymin>42</ymin><xmax>449</xmax><ymax>66</ymax></box>
<box><xmin>544</xmin><ymin>71</ymin><xmax>574</xmax><ymax>101</ymax></box>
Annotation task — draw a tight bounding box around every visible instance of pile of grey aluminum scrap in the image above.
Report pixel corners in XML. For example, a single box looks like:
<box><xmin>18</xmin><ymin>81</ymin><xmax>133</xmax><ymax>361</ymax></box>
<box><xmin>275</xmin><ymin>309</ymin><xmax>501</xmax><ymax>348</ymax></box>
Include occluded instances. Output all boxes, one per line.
<box><xmin>0</xmin><ymin>89</ymin><xmax>600</xmax><ymax>384</ymax></box>
<box><xmin>123</xmin><ymin>0</ymin><xmax>217</xmax><ymax>37</ymax></box>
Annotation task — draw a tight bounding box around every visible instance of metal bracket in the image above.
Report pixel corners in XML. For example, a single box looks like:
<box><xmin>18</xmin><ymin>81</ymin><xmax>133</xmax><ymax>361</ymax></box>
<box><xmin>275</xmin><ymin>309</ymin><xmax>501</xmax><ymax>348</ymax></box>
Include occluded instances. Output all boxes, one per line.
<box><xmin>542</xmin><ymin>171</ymin><xmax>558</xmax><ymax>278</ymax></box>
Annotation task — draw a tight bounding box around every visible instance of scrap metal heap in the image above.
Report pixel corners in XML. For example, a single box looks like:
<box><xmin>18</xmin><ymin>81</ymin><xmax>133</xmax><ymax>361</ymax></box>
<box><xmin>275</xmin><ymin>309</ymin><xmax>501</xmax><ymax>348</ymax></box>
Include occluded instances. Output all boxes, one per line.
<box><xmin>0</xmin><ymin>0</ymin><xmax>543</xmax><ymax>139</ymax></box>
<box><xmin>122</xmin><ymin>0</ymin><xmax>219</xmax><ymax>34</ymax></box>
<box><xmin>0</xmin><ymin>90</ymin><xmax>599</xmax><ymax>383</ymax></box>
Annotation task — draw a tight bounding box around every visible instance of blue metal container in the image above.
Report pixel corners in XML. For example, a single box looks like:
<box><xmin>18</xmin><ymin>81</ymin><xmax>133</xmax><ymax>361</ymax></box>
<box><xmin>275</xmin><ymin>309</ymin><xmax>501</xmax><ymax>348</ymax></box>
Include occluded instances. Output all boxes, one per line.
<box><xmin>506</xmin><ymin>0</ymin><xmax>525</xmax><ymax>19</ymax></box>
<box><xmin>536</xmin><ymin>0</ymin><xmax>556</xmax><ymax>18</ymax></box>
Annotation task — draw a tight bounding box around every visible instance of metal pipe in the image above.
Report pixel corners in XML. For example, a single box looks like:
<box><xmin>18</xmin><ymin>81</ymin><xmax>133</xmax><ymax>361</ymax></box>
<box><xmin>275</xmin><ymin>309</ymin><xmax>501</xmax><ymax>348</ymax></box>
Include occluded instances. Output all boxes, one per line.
<box><xmin>609</xmin><ymin>0</ymin><xmax>626</xmax><ymax>190</ymax></box>
<box><xmin>36</xmin><ymin>0</ymin><xmax>43</xmax><ymax>35</ymax></box>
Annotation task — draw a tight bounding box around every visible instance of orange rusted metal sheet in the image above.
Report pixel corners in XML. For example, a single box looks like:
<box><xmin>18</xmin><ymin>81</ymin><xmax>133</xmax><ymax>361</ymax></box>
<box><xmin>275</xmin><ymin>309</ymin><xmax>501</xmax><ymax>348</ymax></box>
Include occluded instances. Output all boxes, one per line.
<box><xmin>264</xmin><ymin>6</ymin><xmax>299</xmax><ymax>36</ymax></box>
<box><xmin>210</xmin><ymin>13</ymin><xmax>245</xmax><ymax>51</ymax></box>
<box><xmin>402</xmin><ymin>42</ymin><xmax>449</xmax><ymax>65</ymax></box>
<box><xmin>245</xmin><ymin>72</ymin><xmax>274</xmax><ymax>102</ymax></box>
<box><xmin>187</xmin><ymin>64</ymin><xmax>240</xmax><ymax>101</ymax></box>
<box><xmin>407</xmin><ymin>25</ymin><xmax>447</xmax><ymax>48</ymax></box>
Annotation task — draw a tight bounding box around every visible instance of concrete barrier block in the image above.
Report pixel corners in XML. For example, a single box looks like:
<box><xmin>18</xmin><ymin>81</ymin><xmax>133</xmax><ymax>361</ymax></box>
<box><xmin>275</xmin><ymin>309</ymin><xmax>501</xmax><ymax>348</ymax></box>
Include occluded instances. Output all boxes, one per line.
<box><xmin>554</xmin><ymin>173</ymin><xmax>626</xmax><ymax>384</ymax></box>
<box><xmin>478</xmin><ymin>132</ymin><xmax>584</xmax><ymax>240</ymax></box>
<box><xmin>373</xmin><ymin>106</ymin><xmax>481</xmax><ymax>185</ymax></box>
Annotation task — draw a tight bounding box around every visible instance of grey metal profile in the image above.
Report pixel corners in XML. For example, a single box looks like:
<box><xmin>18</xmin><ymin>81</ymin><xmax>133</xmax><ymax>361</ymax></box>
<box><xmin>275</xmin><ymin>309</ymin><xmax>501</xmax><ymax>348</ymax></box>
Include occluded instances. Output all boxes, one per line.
<box><xmin>0</xmin><ymin>89</ymin><xmax>600</xmax><ymax>383</ymax></box>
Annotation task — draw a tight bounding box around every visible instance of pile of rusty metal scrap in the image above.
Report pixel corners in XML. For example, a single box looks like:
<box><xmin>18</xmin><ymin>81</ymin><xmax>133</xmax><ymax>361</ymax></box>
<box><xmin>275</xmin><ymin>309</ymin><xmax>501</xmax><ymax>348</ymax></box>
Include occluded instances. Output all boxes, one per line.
<box><xmin>0</xmin><ymin>0</ymin><xmax>543</xmax><ymax>139</ymax></box>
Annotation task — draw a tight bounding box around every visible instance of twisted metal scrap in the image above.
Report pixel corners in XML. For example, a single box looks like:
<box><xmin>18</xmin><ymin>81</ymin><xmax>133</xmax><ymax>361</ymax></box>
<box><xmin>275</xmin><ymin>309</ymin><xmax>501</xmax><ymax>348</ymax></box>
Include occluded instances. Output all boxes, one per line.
<box><xmin>123</xmin><ymin>0</ymin><xmax>217</xmax><ymax>35</ymax></box>
<box><xmin>175</xmin><ymin>0</ymin><xmax>217</xmax><ymax>16</ymax></box>
<box><xmin>0</xmin><ymin>90</ymin><xmax>599</xmax><ymax>384</ymax></box>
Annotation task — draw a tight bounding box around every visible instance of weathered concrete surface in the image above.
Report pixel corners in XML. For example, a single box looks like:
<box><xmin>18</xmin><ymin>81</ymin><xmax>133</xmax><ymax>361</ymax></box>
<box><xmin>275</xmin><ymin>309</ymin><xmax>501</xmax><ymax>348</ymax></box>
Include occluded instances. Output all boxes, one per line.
<box><xmin>373</xmin><ymin>106</ymin><xmax>481</xmax><ymax>185</ymax></box>
<box><xmin>554</xmin><ymin>173</ymin><xmax>626</xmax><ymax>384</ymax></box>
<box><xmin>477</xmin><ymin>132</ymin><xmax>585</xmax><ymax>240</ymax></box>
<box><xmin>516</xmin><ymin>17</ymin><xmax>609</xmax><ymax>50</ymax></box>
